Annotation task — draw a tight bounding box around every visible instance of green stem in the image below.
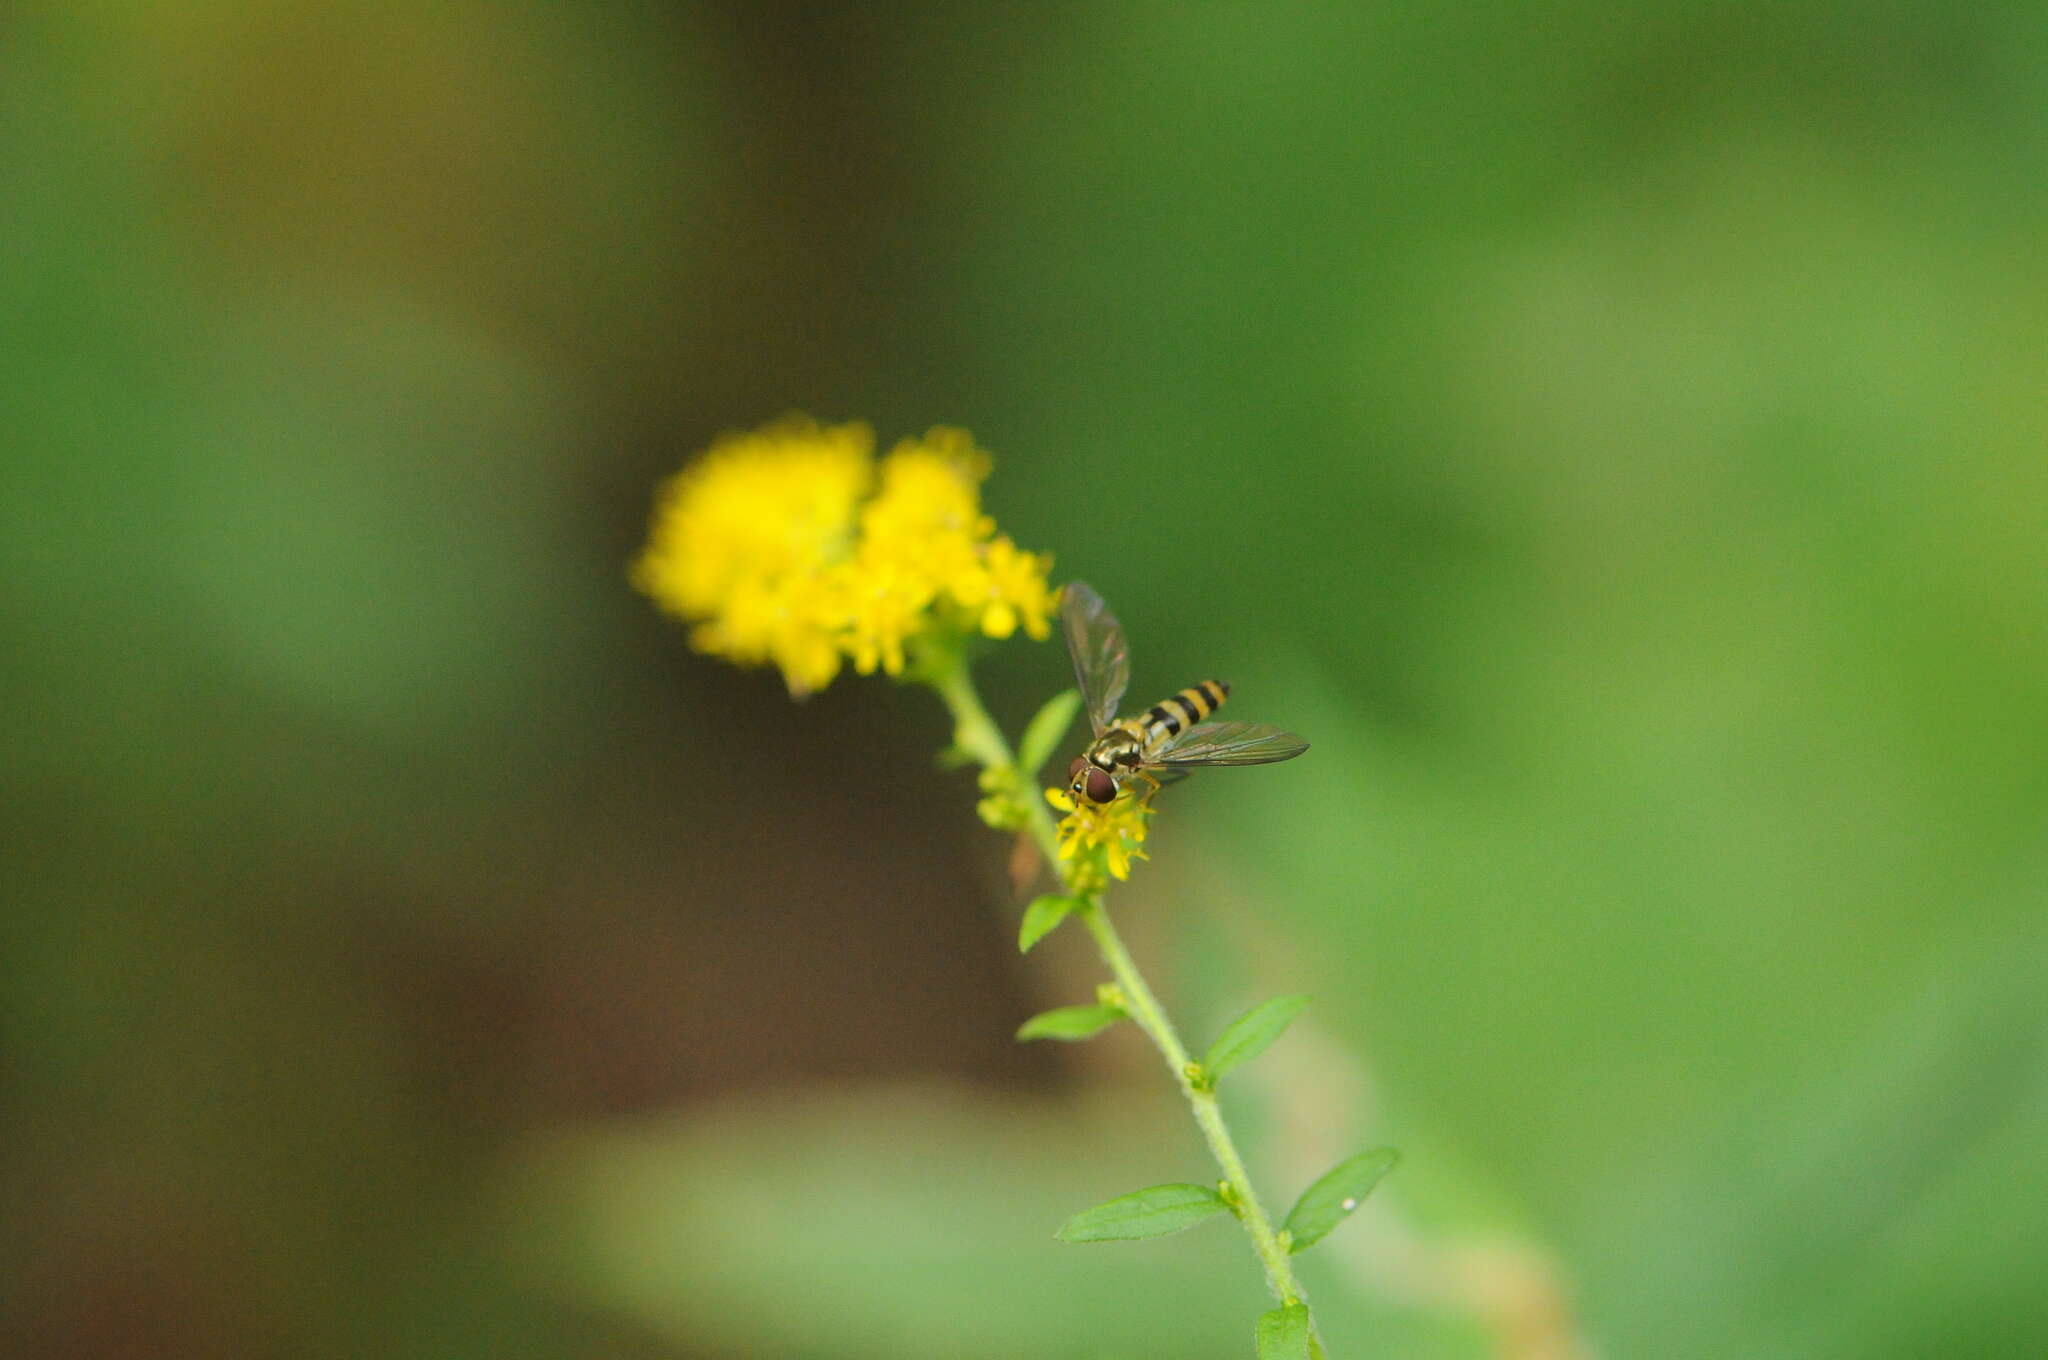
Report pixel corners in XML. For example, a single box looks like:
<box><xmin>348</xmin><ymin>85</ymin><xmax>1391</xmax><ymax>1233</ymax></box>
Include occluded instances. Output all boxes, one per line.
<box><xmin>925</xmin><ymin>649</ymin><xmax>1062</xmax><ymax>866</ymax></box>
<box><xmin>1077</xmin><ymin>899</ymin><xmax>1311</xmax><ymax>1312</ymax></box>
<box><xmin>927</xmin><ymin>653</ymin><xmax>1318</xmax><ymax>1328</ymax></box>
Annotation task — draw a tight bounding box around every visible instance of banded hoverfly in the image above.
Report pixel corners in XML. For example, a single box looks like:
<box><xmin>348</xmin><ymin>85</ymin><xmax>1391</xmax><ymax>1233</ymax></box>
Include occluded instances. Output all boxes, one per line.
<box><xmin>1060</xmin><ymin>581</ymin><xmax>1308</xmax><ymax>806</ymax></box>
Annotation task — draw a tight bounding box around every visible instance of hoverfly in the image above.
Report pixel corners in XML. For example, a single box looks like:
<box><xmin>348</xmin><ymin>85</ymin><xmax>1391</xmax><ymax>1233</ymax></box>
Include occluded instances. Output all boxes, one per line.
<box><xmin>1060</xmin><ymin>581</ymin><xmax>1308</xmax><ymax>806</ymax></box>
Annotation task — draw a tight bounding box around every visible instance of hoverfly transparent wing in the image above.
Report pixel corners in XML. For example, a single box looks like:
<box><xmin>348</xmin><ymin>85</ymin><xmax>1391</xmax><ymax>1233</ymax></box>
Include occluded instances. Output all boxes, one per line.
<box><xmin>1153</xmin><ymin>720</ymin><xmax>1309</xmax><ymax>769</ymax></box>
<box><xmin>1060</xmin><ymin>581</ymin><xmax>1130</xmax><ymax>736</ymax></box>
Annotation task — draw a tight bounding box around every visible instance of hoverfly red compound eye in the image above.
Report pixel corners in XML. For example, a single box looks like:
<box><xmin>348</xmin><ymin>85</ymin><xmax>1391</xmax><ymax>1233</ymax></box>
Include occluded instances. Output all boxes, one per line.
<box><xmin>1068</xmin><ymin>757</ymin><xmax>1090</xmax><ymax>782</ymax></box>
<box><xmin>1083</xmin><ymin>767</ymin><xmax>1118</xmax><ymax>804</ymax></box>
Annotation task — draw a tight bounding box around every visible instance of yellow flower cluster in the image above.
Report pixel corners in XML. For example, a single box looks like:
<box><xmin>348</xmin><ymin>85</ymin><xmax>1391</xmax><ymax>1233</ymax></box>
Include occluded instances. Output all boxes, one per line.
<box><xmin>633</xmin><ymin>416</ymin><xmax>1058</xmax><ymax>695</ymax></box>
<box><xmin>1045</xmin><ymin>785</ymin><xmax>1152</xmax><ymax>888</ymax></box>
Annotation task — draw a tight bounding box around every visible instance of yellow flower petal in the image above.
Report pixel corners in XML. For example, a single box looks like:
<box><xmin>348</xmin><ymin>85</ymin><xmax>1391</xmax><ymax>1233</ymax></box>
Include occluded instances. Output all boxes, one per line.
<box><xmin>1048</xmin><ymin>785</ymin><xmax>1153</xmax><ymax>885</ymax></box>
<box><xmin>635</xmin><ymin>416</ymin><xmax>1057</xmax><ymax>695</ymax></box>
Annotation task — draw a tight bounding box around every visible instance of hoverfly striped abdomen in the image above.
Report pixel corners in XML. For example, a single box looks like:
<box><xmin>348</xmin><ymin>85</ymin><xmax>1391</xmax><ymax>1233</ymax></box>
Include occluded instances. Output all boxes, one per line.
<box><xmin>1141</xmin><ymin>681</ymin><xmax>1229</xmax><ymax>742</ymax></box>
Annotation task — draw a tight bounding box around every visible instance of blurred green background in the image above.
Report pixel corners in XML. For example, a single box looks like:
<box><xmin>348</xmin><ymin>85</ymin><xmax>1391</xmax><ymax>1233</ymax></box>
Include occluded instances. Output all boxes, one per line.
<box><xmin>7</xmin><ymin>3</ymin><xmax>2046</xmax><ymax>1357</ymax></box>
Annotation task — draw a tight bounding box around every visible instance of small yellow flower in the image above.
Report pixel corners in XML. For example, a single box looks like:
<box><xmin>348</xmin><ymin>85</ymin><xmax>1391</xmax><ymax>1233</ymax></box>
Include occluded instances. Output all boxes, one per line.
<box><xmin>862</xmin><ymin>428</ymin><xmax>993</xmax><ymax>549</ymax></box>
<box><xmin>633</xmin><ymin>416</ymin><xmax>870</xmax><ymax>694</ymax></box>
<box><xmin>634</xmin><ymin>416</ymin><xmax>1056</xmax><ymax>694</ymax></box>
<box><xmin>688</xmin><ymin>571</ymin><xmax>848</xmax><ymax>695</ymax></box>
<box><xmin>956</xmin><ymin>534</ymin><xmax>1059</xmax><ymax>641</ymax></box>
<box><xmin>836</xmin><ymin>556</ymin><xmax>935</xmax><ymax>678</ymax></box>
<box><xmin>1046</xmin><ymin>785</ymin><xmax>1152</xmax><ymax>888</ymax></box>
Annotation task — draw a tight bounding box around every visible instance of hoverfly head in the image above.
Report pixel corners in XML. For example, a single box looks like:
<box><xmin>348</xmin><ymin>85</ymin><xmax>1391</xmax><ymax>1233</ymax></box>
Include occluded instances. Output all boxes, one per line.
<box><xmin>1067</xmin><ymin>756</ymin><xmax>1119</xmax><ymax>805</ymax></box>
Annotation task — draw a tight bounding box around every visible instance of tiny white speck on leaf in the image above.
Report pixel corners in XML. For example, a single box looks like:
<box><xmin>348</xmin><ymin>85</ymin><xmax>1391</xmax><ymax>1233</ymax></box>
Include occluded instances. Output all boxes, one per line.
<box><xmin>1341</xmin><ymin>1197</ymin><xmax>1358</xmax><ymax>1211</ymax></box>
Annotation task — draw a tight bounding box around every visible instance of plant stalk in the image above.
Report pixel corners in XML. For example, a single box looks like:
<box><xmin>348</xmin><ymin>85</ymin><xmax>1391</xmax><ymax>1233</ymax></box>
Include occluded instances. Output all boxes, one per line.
<box><xmin>928</xmin><ymin>655</ymin><xmax>1318</xmax><ymax>1324</ymax></box>
<box><xmin>1076</xmin><ymin>899</ymin><xmax>1312</xmax><ymax>1310</ymax></box>
<box><xmin>925</xmin><ymin>650</ymin><xmax>1063</xmax><ymax>866</ymax></box>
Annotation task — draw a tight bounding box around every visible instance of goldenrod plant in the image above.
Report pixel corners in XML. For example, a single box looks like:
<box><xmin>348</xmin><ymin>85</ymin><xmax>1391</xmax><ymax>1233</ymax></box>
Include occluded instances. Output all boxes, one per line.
<box><xmin>637</xmin><ymin>416</ymin><xmax>1395</xmax><ymax>1358</ymax></box>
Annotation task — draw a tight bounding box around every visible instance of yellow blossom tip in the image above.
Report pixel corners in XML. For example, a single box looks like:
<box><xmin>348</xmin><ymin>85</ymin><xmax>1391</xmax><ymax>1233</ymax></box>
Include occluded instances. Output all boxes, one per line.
<box><xmin>636</xmin><ymin>415</ymin><xmax>1056</xmax><ymax>694</ymax></box>
<box><xmin>1049</xmin><ymin>786</ymin><xmax>1154</xmax><ymax>884</ymax></box>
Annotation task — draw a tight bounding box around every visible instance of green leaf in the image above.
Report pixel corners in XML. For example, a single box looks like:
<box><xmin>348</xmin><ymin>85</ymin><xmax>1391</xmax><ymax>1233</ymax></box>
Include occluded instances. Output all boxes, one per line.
<box><xmin>1015</xmin><ymin>1003</ymin><xmax>1124</xmax><ymax>1042</ymax></box>
<box><xmin>1016</xmin><ymin>688</ymin><xmax>1082</xmax><ymax>776</ymax></box>
<box><xmin>1018</xmin><ymin>894</ymin><xmax>1079</xmax><ymax>953</ymax></box>
<box><xmin>1055</xmin><ymin>1183</ymin><xmax>1231</xmax><ymax>1242</ymax></box>
<box><xmin>1282</xmin><ymin>1148</ymin><xmax>1399</xmax><ymax>1253</ymax></box>
<box><xmin>1255</xmin><ymin>1302</ymin><xmax>1311</xmax><ymax>1359</ymax></box>
<box><xmin>1201</xmin><ymin>994</ymin><xmax>1311</xmax><ymax>1082</ymax></box>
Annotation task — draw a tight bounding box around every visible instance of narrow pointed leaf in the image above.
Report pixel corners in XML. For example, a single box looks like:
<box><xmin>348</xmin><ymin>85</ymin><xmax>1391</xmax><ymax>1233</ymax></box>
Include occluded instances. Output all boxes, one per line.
<box><xmin>1016</xmin><ymin>688</ymin><xmax>1083</xmax><ymax>776</ymax></box>
<box><xmin>1256</xmin><ymin>1303</ymin><xmax>1312</xmax><ymax>1359</ymax></box>
<box><xmin>1018</xmin><ymin>894</ymin><xmax>1079</xmax><ymax>953</ymax></box>
<box><xmin>1016</xmin><ymin>1003</ymin><xmax>1124</xmax><ymax>1042</ymax></box>
<box><xmin>1055</xmin><ymin>1183</ymin><xmax>1230</xmax><ymax>1242</ymax></box>
<box><xmin>1282</xmin><ymin>1148</ymin><xmax>1399</xmax><ymax>1252</ymax></box>
<box><xmin>1202</xmin><ymin>994</ymin><xmax>1311</xmax><ymax>1081</ymax></box>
